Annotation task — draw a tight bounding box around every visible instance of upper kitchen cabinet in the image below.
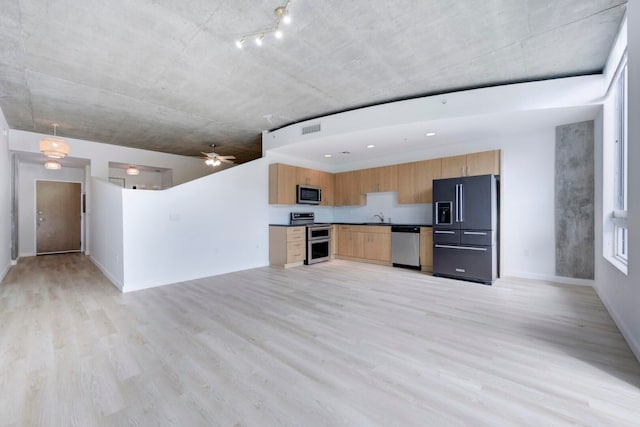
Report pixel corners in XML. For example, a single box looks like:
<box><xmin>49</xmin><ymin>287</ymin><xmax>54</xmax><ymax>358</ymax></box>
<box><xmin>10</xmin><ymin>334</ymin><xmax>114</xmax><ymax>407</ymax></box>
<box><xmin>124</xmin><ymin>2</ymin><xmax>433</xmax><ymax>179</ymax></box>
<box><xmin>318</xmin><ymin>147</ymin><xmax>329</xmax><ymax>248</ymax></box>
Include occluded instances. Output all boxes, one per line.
<box><xmin>441</xmin><ymin>150</ymin><xmax>501</xmax><ymax>178</ymax></box>
<box><xmin>269</xmin><ymin>163</ymin><xmax>335</xmax><ymax>205</ymax></box>
<box><xmin>335</xmin><ymin>170</ymin><xmax>364</xmax><ymax>206</ymax></box>
<box><xmin>398</xmin><ymin>158</ymin><xmax>442</xmax><ymax>204</ymax></box>
<box><xmin>269</xmin><ymin>163</ymin><xmax>298</xmax><ymax>205</ymax></box>
<box><xmin>361</xmin><ymin>165</ymin><xmax>398</xmax><ymax>194</ymax></box>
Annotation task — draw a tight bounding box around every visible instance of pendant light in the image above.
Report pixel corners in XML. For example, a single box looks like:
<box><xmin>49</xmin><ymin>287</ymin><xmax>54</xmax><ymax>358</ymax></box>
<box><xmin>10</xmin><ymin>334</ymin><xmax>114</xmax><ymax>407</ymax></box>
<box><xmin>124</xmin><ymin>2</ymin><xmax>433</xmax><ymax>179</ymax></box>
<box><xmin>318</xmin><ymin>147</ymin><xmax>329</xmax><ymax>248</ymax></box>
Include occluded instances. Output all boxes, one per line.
<box><xmin>39</xmin><ymin>123</ymin><xmax>70</xmax><ymax>159</ymax></box>
<box><xmin>44</xmin><ymin>160</ymin><xmax>62</xmax><ymax>170</ymax></box>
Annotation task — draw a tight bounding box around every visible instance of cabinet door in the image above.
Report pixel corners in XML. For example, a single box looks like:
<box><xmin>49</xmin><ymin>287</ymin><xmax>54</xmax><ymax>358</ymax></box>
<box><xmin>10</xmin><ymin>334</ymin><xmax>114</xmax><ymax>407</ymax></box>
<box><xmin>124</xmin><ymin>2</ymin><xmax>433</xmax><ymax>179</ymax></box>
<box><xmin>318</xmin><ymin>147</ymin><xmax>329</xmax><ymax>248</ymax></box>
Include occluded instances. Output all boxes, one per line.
<box><xmin>420</xmin><ymin>228</ymin><xmax>433</xmax><ymax>272</ymax></box>
<box><xmin>338</xmin><ymin>170</ymin><xmax>363</xmax><ymax>206</ymax></box>
<box><xmin>363</xmin><ymin>232</ymin><xmax>391</xmax><ymax>262</ymax></box>
<box><xmin>269</xmin><ymin>163</ymin><xmax>298</xmax><ymax>205</ymax></box>
<box><xmin>318</xmin><ymin>171</ymin><xmax>335</xmax><ymax>206</ymax></box>
<box><xmin>337</xmin><ymin>226</ymin><xmax>353</xmax><ymax>256</ymax></box>
<box><xmin>378</xmin><ymin>165</ymin><xmax>398</xmax><ymax>192</ymax></box>
<box><xmin>441</xmin><ymin>155</ymin><xmax>467</xmax><ymax>179</ymax></box>
<box><xmin>296</xmin><ymin>167</ymin><xmax>311</xmax><ymax>185</ymax></box>
<box><xmin>466</xmin><ymin>150</ymin><xmax>500</xmax><ymax>176</ymax></box>
<box><xmin>416</xmin><ymin>158</ymin><xmax>442</xmax><ymax>203</ymax></box>
<box><xmin>397</xmin><ymin>162</ymin><xmax>418</xmax><ymax>204</ymax></box>
<box><xmin>361</xmin><ymin>166</ymin><xmax>398</xmax><ymax>193</ymax></box>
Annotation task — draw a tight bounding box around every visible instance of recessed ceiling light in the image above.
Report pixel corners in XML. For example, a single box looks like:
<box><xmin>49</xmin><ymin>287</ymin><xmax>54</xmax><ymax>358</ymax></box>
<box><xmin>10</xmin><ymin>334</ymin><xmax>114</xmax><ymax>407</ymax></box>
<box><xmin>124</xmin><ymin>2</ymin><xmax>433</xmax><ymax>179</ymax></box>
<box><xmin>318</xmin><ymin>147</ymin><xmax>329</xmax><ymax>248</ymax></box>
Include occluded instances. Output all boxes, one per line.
<box><xmin>324</xmin><ymin>154</ymin><xmax>332</xmax><ymax>158</ymax></box>
<box><xmin>426</xmin><ymin>132</ymin><xmax>436</xmax><ymax>137</ymax></box>
<box><xmin>367</xmin><ymin>144</ymin><xmax>375</xmax><ymax>148</ymax></box>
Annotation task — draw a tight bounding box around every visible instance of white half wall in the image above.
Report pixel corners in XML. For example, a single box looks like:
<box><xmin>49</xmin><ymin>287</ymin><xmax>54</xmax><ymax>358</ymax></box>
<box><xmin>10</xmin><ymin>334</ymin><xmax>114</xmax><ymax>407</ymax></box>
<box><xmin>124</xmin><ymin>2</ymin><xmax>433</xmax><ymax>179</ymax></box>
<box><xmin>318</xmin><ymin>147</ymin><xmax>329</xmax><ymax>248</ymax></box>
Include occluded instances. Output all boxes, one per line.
<box><xmin>89</xmin><ymin>178</ymin><xmax>124</xmax><ymax>290</ymax></box>
<box><xmin>121</xmin><ymin>158</ymin><xmax>269</xmax><ymax>292</ymax></box>
<box><xmin>0</xmin><ymin>108</ymin><xmax>11</xmax><ymax>281</ymax></box>
<box><xmin>17</xmin><ymin>163</ymin><xmax>86</xmax><ymax>257</ymax></box>
<box><xmin>593</xmin><ymin>6</ymin><xmax>640</xmax><ymax>362</ymax></box>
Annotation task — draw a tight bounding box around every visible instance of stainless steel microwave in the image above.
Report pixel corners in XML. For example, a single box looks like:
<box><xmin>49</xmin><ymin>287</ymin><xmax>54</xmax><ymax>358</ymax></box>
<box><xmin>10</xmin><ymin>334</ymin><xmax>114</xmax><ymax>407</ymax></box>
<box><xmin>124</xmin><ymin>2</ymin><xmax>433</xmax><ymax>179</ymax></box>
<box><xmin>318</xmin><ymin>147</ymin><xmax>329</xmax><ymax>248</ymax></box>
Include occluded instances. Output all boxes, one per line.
<box><xmin>296</xmin><ymin>185</ymin><xmax>321</xmax><ymax>205</ymax></box>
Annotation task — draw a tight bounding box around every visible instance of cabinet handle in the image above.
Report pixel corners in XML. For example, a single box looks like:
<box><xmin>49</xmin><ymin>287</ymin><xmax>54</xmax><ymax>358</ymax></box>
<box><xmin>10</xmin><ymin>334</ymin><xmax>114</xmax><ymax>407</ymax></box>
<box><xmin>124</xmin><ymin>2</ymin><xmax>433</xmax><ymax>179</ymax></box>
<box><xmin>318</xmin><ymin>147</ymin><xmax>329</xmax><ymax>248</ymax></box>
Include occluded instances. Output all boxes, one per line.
<box><xmin>463</xmin><ymin>231</ymin><xmax>487</xmax><ymax>236</ymax></box>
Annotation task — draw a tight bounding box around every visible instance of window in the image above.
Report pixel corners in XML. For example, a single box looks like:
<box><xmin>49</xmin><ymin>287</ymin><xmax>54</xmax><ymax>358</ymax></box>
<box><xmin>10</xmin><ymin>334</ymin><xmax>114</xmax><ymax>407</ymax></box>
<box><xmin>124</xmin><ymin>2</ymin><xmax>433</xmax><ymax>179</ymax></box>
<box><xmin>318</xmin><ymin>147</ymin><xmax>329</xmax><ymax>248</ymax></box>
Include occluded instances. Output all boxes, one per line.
<box><xmin>612</xmin><ymin>60</ymin><xmax>628</xmax><ymax>267</ymax></box>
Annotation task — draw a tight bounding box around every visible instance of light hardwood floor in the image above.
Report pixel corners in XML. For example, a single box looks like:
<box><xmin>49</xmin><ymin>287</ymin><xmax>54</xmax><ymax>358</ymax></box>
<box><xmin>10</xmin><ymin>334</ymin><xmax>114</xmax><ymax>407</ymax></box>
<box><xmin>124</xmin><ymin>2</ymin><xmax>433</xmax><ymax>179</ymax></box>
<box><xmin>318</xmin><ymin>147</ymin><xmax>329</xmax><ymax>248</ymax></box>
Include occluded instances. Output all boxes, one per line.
<box><xmin>1</xmin><ymin>254</ymin><xmax>639</xmax><ymax>426</ymax></box>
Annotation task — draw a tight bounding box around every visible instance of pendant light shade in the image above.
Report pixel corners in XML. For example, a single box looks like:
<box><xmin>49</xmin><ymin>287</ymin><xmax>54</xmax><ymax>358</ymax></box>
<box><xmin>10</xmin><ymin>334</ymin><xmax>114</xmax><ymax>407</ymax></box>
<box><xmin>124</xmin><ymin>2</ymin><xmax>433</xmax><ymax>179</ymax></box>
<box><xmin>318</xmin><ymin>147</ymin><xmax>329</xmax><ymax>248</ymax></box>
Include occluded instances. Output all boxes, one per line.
<box><xmin>44</xmin><ymin>160</ymin><xmax>62</xmax><ymax>170</ymax></box>
<box><xmin>39</xmin><ymin>124</ymin><xmax>69</xmax><ymax>159</ymax></box>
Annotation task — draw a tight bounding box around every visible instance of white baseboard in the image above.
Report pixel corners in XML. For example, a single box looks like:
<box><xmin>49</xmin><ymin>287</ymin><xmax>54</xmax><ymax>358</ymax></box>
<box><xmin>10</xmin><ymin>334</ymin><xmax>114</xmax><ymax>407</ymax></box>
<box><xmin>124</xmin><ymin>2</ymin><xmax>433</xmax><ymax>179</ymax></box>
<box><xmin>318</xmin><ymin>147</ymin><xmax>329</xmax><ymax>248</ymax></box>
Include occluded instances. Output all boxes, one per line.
<box><xmin>504</xmin><ymin>270</ymin><xmax>594</xmax><ymax>287</ymax></box>
<box><xmin>0</xmin><ymin>262</ymin><xmax>10</xmax><ymax>283</ymax></box>
<box><xmin>593</xmin><ymin>286</ymin><xmax>640</xmax><ymax>364</ymax></box>
<box><xmin>88</xmin><ymin>256</ymin><xmax>124</xmax><ymax>292</ymax></box>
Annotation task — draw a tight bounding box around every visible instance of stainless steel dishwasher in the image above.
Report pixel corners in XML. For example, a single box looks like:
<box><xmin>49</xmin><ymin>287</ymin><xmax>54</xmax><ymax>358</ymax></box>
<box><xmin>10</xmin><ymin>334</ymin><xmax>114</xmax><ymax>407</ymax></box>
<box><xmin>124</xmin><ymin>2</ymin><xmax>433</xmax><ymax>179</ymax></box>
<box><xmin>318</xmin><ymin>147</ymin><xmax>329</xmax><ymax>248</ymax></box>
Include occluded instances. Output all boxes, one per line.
<box><xmin>391</xmin><ymin>226</ymin><xmax>421</xmax><ymax>269</ymax></box>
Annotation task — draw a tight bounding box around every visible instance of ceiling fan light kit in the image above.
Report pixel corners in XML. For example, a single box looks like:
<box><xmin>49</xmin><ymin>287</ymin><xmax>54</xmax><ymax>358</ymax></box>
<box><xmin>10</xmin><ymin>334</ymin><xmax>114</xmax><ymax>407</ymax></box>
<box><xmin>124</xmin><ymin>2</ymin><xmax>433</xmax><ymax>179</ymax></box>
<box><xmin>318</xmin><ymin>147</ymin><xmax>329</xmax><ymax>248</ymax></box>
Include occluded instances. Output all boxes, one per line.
<box><xmin>202</xmin><ymin>144</ymin><xmax>236</xmax><ymax>167</ymax></box>
<box><xmin>235</xmin><ymin>1</ymin><xmax>292</xmax><ymax>49</ymax></box>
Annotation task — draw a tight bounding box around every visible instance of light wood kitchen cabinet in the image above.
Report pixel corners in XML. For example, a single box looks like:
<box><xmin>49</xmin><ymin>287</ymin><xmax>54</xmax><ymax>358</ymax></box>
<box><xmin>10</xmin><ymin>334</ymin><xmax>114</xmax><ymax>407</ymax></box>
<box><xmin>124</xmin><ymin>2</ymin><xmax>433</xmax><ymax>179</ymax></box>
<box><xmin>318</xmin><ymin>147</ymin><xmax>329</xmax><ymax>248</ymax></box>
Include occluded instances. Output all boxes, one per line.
<box><xmin>398</xmin><ymin>158</ymin><xmax>442</xmax><ymax>204</ymax></box>
<box><xmin>361</xmin><ymin>165</ymin><xmax>398</xmax><ymax>193</ymax></box>
<box><xmin>335</xmin><ymin>170</ymin><xmax>364</xmax><ymax>206</ymax></box>
<box><xmin>441</xmin><ymin>150</ymin><xmax>500</xmax><ymax>178</ymax></box>
<box><xmin>317</xmin><ymin>171</ymin><xmax>335</xmax><ymax>206</ymax></box>
<box><xmin>336</xmin><ymin>225</ymin><xmax>391</xmax><ymax>264</ymax></box>
<box><xmin>269</xmin><ymin>163</ymin><xmax>298</xmax><ymax>205</ymax></box>
<box><xmin>269</xmin><ymin>163</ymin><xmax>335</xmax><ymax>206</ymax></box>
<box><xmin>362</xmin><ymin>227</ymin><xmax>392</xmax><ymax>262</ymax></box>
<box><xmin>420</xmin><ymin>227</ymin><xmax>433</xmax><ymax>273</ymax></box>
<box><xmin>269</xmin><ymin>226</ymin><xmax>306</xmax><ymax>268</ymax></box>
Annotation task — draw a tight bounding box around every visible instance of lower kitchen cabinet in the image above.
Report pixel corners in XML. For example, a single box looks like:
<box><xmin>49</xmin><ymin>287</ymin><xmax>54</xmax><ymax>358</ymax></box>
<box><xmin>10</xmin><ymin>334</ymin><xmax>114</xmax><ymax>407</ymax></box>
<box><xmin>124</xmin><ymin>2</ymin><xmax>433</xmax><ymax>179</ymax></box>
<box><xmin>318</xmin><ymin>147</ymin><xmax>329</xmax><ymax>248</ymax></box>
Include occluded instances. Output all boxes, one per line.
<box><xmin>420</xmin><ymin>227</ymin><xmax>433</xmax><ymax>273</ymax></box>
<box><xmin>269</xmin><ymin>226</ymin><xmax>306</xmax><ymax>268</ymax></box>
<box><xmin>336</xmin><ymin>225</ymin><xmax>391</xmax><ymax>265</ymax></box>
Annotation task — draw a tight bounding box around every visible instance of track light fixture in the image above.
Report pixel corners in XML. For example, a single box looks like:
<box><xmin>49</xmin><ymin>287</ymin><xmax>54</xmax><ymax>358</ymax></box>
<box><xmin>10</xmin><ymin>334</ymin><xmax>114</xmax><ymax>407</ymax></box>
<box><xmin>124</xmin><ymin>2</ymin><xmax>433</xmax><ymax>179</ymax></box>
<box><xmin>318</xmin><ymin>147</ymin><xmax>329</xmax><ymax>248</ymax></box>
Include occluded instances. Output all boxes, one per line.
<box><xmin>235</xmin><ymin>1</ymin><xmax>292</xmax><ymax>49</ymax></box>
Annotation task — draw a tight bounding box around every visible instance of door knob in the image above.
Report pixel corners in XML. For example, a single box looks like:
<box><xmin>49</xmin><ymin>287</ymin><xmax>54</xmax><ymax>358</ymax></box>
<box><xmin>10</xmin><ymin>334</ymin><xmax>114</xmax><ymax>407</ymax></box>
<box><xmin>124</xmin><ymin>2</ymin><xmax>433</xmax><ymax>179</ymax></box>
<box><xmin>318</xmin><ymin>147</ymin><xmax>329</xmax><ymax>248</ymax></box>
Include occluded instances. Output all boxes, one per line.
<box><xmin>39</xmin><ymin>217</ymin><xmax>47</xmax><ymax>222</ymax></box>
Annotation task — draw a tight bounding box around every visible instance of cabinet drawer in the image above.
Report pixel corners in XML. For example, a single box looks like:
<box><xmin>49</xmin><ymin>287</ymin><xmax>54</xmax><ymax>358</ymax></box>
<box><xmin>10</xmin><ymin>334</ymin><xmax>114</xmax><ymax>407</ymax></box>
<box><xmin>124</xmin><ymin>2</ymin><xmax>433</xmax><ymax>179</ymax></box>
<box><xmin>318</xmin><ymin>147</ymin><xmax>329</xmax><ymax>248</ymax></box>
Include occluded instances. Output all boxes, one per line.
<box><xmin>287</xmin><ymin>227</ymin><xmax>306</xmax><ymax>242</ymax></box>
<box><xmin>433</xmin><ymin>244</ymin><xmax>495</xmax><ymax>284</ymax></box>
<box><xmin>433</xmin><ymin>229</ymin><xmax>460</xmax><ymax>244</ymax></box>
<box><xmin>287</xmin><ymin>241</ymin><xmax>306</xmax><ymax>263</ymax></box>
<box><xmin>460</xmin><ymin>230</ymin><xmax>494</xmax><ymax>246</ymax></box>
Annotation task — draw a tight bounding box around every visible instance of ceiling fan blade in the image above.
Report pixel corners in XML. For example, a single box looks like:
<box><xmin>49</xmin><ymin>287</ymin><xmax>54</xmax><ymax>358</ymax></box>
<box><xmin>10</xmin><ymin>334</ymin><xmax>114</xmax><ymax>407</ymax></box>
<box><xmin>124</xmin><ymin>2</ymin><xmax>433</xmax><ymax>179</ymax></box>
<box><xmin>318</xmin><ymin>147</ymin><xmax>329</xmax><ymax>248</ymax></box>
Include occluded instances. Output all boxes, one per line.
<box><xmin>217</xmin><ymin>155</ymin><xmax>236</xmax><ymax>160</ymax></box>
<box><xmin>219</xmin><ymin>158</ymin><xmax>235</xmax><ymax>164</ymax></box>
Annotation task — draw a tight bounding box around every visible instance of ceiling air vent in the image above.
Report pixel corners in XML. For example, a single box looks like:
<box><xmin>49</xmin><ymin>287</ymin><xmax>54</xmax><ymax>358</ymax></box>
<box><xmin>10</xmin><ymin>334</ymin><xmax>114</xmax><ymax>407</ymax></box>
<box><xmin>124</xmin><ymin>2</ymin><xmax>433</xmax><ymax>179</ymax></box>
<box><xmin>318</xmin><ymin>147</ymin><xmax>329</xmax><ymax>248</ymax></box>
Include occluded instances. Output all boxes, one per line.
<box><xmin>301</xmin><ymin>123</ymin><xmax>321</xmax><ymax>135</ymax></box>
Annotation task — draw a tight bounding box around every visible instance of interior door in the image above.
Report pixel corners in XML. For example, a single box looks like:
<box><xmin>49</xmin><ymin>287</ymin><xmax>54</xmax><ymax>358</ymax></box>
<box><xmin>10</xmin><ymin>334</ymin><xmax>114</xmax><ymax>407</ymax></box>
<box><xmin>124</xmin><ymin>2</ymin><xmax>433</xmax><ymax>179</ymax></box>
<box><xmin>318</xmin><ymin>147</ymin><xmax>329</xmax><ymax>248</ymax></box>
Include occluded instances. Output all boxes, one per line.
<box><xmin>36</xmin><ymin>181</ymin><xmax>82</xmax><ymax>254</ymax></box>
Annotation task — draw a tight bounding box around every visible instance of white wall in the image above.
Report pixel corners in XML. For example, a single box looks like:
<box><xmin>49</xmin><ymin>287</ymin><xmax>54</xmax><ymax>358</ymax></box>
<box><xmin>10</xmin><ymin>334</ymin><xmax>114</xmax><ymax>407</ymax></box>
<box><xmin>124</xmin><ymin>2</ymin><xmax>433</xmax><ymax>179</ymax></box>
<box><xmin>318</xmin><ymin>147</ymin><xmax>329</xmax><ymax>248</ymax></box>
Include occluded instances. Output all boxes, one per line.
<box><xmin>121</xmin><ymin>158</ymin><xmax>269</xmax><ymax>292</ymax></box>
<box><xmin>593</xmin><ymin>6</ymin><xmax>640</xmax><ymax>361</ymax></box>
<box><xmin>9</xmin><ymin>129</ymin><xmax>213</xmax><ymax>185</ymax></box>
<box><xmin>89</xmin><ymin>178</ymin><xmax>124</xmax><ymax>290</ymax></box>
<box><xmin>0</xmin><ymin>109</ymin><xmax>11</xmax><ymax>281</ymax></box>
<box><xmin>17</xmin><ymin>163</ymin><xmax>86</xmax><ymax>257</ymax></box>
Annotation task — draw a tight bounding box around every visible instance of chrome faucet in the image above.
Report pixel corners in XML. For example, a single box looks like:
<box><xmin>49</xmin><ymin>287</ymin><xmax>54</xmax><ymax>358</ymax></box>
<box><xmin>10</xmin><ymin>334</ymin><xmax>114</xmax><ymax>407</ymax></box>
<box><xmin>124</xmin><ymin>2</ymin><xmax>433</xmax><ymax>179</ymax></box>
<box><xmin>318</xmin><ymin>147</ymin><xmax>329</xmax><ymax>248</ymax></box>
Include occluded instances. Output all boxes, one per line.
<box><xmin>373</xmin><ymin>212</ymin><xmax>385</xmax><ymax>223</ymax></box>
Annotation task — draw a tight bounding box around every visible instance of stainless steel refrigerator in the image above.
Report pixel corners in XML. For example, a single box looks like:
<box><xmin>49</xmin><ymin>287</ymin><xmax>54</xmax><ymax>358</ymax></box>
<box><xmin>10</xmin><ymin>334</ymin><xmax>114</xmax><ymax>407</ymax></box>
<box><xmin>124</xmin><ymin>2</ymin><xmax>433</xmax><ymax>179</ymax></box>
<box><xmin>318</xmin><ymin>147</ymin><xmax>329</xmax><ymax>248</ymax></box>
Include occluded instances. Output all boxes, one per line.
<box><xmin>432</xmin><ymin>174</ymin><xmax>498</xmax><ymax>285</ymax></box>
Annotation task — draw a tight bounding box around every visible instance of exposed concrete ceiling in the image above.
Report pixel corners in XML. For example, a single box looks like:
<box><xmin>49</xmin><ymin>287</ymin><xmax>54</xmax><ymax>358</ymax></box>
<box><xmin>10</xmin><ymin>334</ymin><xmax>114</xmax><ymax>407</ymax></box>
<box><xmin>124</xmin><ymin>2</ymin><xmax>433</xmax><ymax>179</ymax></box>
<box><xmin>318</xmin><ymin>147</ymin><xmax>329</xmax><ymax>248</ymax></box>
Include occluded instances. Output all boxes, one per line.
<box><xmin>0</xmin><ymin>0</ymin><xmax>626</xmax><ymax>164</ymax></box>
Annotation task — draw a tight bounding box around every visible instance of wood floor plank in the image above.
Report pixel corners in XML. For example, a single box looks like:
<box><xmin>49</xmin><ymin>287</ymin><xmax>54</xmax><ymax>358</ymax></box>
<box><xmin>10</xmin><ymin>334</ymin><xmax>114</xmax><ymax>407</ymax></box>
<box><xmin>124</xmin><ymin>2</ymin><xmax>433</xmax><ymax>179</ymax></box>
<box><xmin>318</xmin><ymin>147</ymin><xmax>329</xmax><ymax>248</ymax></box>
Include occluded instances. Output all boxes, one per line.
<box><xmin>1</xmin><ymin>254</ymin><xmax>639</xmax><ymax>426</ymax></box>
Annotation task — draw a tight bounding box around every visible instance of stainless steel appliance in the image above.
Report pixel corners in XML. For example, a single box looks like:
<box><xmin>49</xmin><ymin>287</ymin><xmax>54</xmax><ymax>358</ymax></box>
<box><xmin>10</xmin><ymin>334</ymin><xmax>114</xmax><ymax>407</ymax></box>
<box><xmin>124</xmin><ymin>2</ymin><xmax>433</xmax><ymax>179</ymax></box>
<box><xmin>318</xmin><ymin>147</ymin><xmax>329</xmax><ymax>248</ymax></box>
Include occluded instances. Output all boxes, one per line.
<box><xmin>290</xmin><ymin>212</ymin><xmax>331</xmax><ymax>264</ymax></box>
<box><xmin>391</xmin><ymin>225</ymin><xmax>421</xmax><ymax>269</ymax></box>
<box><xmin>296</xmin><ymin>185</ymin><xmax>321</xmax><ymax>205</ymax></box>
<box><xmin>432</xmin><ymin>174</ymin><xmax>498</xmax><ymax>285</ymax></box>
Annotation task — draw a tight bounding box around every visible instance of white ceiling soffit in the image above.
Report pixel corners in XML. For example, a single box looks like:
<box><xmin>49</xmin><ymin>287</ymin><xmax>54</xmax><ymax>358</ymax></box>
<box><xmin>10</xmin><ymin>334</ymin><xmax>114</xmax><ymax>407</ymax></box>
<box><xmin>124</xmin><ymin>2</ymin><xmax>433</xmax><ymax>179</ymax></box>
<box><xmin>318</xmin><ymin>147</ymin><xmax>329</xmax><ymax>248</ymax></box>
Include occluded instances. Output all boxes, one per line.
<box><xmin>263</xmin><ymin>75</ymin><xmax>603</xmax><ymax>168</ymax></box>
<box><xmin>0</xmin><ymin>1</ymin><xmax>626</xmax><ymax>163</ymax></box>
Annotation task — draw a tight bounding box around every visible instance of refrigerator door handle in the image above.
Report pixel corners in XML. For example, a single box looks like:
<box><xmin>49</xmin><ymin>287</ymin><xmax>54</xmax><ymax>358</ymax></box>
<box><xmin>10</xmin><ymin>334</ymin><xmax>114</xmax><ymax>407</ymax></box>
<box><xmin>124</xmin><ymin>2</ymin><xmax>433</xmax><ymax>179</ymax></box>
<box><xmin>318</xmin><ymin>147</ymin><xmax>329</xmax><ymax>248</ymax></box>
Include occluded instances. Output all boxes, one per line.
<box><xmin>435</xmin><ymin>244</ymin><xmax>488</xmax><ymax>252</ymax></box>
<box><xmin>455</xmin><ymin>184</ymin><xmax>460</xmax><ymax>222</ymax></box>
<box><xmin>459</xmin><ymin>184</ymin><xmax>464</xmax><ymax>223</ymax></box>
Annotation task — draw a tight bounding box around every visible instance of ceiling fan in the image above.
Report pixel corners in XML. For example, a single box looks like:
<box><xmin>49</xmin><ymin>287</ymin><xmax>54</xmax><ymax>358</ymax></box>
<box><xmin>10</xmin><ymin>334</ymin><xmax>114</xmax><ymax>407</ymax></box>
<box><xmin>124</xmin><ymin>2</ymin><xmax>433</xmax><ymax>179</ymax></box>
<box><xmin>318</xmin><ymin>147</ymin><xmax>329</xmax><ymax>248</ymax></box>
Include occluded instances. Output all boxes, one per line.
<box><xmin>201</xmin><ymin>144</ymin><xmax>236</xmax><ymax>167</ymax></box>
